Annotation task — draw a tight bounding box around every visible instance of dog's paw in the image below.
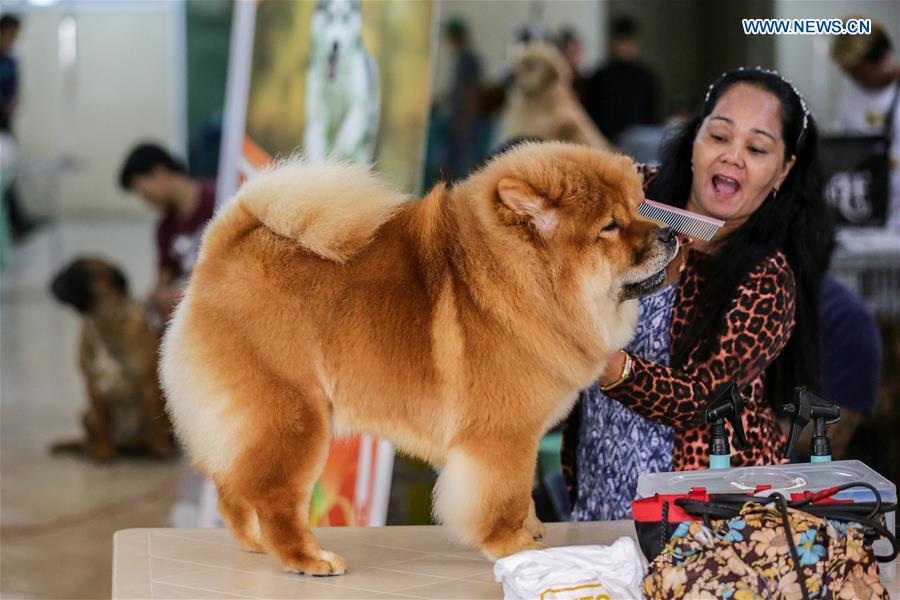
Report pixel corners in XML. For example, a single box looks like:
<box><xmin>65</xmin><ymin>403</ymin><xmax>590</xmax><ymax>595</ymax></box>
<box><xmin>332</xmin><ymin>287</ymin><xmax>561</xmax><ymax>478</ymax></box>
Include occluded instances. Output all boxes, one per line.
<box><xmin>284</xmin><ymin>550</ymin><xmax>347</xmax><ymax>576</ymax></box>
<box><xmin>86</xmin><ymin>443</ymin><xmax>116</xmax><ymax>462</ymax></box>
<box><xmin>147</xmin><ymin>437</ymin><xmax>174</xmax><ymax>458</ymax></box>
<box><xmin>240</xmin><ymin>541</ymin><xmax>266</xmax><ymax>554</ymax></box>
<box><xmin>524</xmin><ymin>515</ymin><xmax>546</xmax><ymax>541</ymax></box>
<box><xmin>524</xmin><ymin>500</ymin><xmax>546</xmax><ymax>540</ymax></box>
<box><xmin>522</xmin><ymin>541</ymin><xmax>549</xmax><ymax>552</ymax></box>
<box><xmin>482</xmin><ymin>528</ymin><xmax>548</xmax><ymax>560</ymax></box>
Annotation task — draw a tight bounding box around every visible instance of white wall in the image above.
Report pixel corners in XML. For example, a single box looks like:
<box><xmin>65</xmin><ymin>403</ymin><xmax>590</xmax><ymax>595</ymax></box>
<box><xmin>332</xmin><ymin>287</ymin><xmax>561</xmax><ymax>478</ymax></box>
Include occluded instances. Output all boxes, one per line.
<box><xmin>775</xmin><ymin>0</ymin><xmax>900</xmax><ymax>130</ymax></box>
<box><xmin>438</xmin><ymin>0</ymin><xmax>608</xmax><ymax>80</ymax></box>
<box><xmin>11</xmin><ymin>1</ymin><xmax>185</xmax><ymax>217</ymax></box>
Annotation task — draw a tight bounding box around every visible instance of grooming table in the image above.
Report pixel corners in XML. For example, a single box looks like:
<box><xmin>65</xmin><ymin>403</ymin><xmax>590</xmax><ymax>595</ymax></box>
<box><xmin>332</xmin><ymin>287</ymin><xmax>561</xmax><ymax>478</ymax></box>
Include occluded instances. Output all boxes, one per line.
<box><xmin>113</xmin><ymin>520</ymin><xmax>898</xmax><ymax>599</ymax></box>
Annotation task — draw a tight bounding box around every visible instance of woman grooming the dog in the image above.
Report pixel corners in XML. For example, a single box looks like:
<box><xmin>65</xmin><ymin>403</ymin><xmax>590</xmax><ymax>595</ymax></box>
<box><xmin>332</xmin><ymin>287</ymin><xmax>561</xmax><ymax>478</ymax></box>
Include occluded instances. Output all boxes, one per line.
<box><xmin>564</xmin><ymin>67</ymin><xmax>831</xmax><ymax>520</ymax></box>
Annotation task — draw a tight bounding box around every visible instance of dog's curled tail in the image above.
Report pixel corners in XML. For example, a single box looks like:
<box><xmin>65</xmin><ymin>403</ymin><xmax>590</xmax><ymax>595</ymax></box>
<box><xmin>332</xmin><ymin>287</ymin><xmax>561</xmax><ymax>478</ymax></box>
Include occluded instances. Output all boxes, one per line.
<box><xmin>221</xmin><ymin>159</ymin><xmax>409</xmax><ymax>263</ymax></box>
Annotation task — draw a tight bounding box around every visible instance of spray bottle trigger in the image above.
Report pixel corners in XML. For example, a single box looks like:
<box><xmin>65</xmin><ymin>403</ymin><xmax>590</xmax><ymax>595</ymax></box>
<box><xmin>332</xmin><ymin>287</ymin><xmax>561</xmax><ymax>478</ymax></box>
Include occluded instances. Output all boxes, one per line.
<box><xmin>781</xmin><ymin>400</ymin><xmax>810</xmax><ymax>458</ymax></box>
<box><xmin>727</xmin><ymin>411</ymin><xmax>748</xmax><ymax>451</ymax></box>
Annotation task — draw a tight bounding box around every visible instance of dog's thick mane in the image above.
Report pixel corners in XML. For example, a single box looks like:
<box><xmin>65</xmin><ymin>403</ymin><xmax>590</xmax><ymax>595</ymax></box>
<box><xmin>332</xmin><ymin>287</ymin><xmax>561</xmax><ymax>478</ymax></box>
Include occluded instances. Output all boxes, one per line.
<box><xmin>233</xmin><ymin>160</ymin><xmax>409</xmax><ymax>262</ymax></box>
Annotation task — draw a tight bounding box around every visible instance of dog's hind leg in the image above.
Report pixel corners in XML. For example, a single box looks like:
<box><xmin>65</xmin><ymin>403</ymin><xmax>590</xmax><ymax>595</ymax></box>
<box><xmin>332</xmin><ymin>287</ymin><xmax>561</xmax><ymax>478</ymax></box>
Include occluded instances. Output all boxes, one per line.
<box><xmin>223</xmin><ymin>384</ymin><xmax>346</xmax><ymax>576</ymax></box>
<box><xmin>216</xmin><ymin>486</ymin><xmax>263</xmax><ymax>553</ymax></box>
<box><xmin>79</xmin><ymin>333</ymin><xmax>116</xmax><ymax>461</ymax></box>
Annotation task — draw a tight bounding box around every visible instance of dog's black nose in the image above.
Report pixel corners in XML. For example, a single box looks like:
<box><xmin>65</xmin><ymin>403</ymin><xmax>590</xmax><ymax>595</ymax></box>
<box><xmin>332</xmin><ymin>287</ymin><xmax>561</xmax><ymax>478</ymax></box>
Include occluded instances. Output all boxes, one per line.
<box><xmin>657</xmin><ymin>227</ymin><xmax>676</xmax><ymax>245</ymax></box>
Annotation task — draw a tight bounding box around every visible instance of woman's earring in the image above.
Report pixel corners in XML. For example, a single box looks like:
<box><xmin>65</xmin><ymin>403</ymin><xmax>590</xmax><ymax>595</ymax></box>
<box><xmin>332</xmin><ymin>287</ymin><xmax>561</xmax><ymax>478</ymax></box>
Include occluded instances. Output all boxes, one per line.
<box><xmin>678</xmin><ymin>237</ymin><xmax>692</xmax><ymax>273</ymax></box>
<box><xmin>773</xmin><ymin>187</ymin><xmax>779</xmax><ymax>200</ymax></box>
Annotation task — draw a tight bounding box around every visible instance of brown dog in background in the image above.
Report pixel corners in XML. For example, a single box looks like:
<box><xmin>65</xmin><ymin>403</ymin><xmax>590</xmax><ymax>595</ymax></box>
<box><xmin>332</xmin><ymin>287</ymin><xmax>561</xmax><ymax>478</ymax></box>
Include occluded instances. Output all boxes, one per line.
<box><xmin>50</xmin><ymin>258</ymin><xmax>174</xmax><ymax>460</ymax></box>
<box><xmin>161</xmin><ymin>143</ymin><xmax>677</xmax><ymax>575</ymax></box>
<box><xmin>501</xmin><ymin>43</ymin><xmax>610</xmax><ymax>149</ymax></box>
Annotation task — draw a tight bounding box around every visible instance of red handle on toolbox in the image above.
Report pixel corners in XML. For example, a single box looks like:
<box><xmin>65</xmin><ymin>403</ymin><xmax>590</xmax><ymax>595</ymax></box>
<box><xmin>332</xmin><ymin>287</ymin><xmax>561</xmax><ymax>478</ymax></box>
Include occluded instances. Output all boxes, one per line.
<box><xmin>790</xmin><ymin>487</ymin><xmax>853</xmax><ymax>505</ymax></box>
<box><xmin>633</xmin><ymin>488</ymin><xmax>710</xmax><ymax>523</ymax></box>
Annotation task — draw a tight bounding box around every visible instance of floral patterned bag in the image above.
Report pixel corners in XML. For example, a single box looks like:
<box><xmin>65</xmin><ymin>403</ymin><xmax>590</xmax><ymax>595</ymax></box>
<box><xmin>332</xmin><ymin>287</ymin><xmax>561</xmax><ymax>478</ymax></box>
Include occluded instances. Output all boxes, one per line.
<box><xmin>642</xmin><ymin>498</ymin><xmax>892</xmax><ymax>600</ymax></box>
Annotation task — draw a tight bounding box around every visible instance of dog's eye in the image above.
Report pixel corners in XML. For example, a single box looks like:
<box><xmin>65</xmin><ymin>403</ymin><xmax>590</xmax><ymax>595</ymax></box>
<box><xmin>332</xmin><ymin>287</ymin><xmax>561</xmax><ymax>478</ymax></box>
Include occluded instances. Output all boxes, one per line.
<box><xmin>602</xmin><ymin>220</ymin><xmax>619</xmax><ymax>233</ymax></box>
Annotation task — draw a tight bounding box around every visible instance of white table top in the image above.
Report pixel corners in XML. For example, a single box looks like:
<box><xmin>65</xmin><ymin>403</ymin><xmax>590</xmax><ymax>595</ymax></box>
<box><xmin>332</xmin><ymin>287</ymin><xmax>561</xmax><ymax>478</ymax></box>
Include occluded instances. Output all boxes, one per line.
<box><xmin>113</xmin><ymin>521</ymin><xmax>898</xmax><ymax>599</ymax></box>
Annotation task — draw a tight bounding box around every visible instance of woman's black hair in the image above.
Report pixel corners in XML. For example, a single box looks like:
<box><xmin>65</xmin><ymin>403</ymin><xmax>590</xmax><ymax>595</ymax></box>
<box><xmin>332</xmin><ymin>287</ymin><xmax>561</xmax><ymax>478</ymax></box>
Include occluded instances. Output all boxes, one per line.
<box><xmin>645</xmin><ymin>67</ymin><xmax>832</xmax><ymax>407</ymax></box>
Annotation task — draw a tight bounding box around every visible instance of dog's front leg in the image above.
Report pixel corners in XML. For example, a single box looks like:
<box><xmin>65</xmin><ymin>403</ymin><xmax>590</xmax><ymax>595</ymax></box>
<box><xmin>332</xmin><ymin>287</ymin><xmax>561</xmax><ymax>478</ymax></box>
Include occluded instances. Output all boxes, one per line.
<box><xmin>79</xmin><ymin>331</ymin><xmax>116</xmax><ymax>461</ymax></box>
<box><xmin>81</xmin><ymin>395</ymin><xmax>115</xmax><ymax>461</ymax></box>
<box><xmin>434</xmin><ymin>437</ymin><xmax>546</xmax><ymax>560</ymax></box>
<box><xmin>525</xmin><ymin>498</ymin><xmax>546</xmax><ymax>540</ymax></box>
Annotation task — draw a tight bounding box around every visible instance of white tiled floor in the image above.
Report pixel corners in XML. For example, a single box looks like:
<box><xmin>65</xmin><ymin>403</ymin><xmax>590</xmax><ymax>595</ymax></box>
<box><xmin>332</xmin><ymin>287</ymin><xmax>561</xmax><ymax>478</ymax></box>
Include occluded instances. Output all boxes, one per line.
<box><xmin>1</xmin><ymin>219</ymin><xmax>185</xmax><ymax>599</ymax></box>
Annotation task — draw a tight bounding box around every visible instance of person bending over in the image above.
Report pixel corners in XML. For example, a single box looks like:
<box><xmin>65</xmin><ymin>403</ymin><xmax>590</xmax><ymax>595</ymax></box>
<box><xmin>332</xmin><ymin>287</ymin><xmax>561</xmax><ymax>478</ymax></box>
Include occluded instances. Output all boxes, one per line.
<box><xmin>119</xmin><ymin>143</ymin><xmax>216</xmax><ymax>321</ymax></box>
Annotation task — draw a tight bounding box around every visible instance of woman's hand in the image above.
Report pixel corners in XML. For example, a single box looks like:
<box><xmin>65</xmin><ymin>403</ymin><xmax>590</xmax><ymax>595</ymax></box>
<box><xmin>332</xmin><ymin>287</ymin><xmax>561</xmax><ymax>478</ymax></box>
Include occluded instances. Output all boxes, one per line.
<box><xmin>600</xmin><ymin>235</ymin><xmax>693</xmax><ymax>388</ymax></box>
<box><xmin>599</xmin><ymin>350</ymin><xmax>628</xmax><ymax>388</ymax></box>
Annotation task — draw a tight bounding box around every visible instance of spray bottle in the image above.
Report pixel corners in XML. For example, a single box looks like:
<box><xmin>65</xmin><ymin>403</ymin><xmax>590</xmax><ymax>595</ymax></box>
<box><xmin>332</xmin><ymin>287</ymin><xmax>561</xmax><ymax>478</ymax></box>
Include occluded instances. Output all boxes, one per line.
<box><xmin>705</xmin><ymin>381</ymin><xmax>749</xmax><ymax>469</ymax></box>
<box><xmin>783</xmin><ymin>386</ymin><xmax>841</xmax><ymax>463</ymax></box>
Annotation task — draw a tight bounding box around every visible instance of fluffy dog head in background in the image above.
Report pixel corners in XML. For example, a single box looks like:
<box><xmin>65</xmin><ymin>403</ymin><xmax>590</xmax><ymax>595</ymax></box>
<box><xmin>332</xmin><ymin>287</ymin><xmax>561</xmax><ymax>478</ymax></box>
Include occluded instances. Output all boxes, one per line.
<box><xmin>51</xmin><ymin>258</ymin><xmax>129</xmax><ymax>314</ymax></box>
<box><xmin>513</xmin><ymin>43</ymin><xmax>573</xmax><ymax>97</ymax></box>
<box><xmin>502</xmin><ymin>46</ymin><xmax>608</xmax><ymax>149</ymax></box>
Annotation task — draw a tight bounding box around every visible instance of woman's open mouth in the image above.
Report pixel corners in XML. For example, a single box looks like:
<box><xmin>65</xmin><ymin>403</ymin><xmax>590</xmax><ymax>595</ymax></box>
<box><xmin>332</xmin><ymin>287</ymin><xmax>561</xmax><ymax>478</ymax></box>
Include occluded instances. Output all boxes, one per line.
<box><xmin>711</xmin><ymin>174</ymin><xmax>741</xmax><ymax>200</ymax></box>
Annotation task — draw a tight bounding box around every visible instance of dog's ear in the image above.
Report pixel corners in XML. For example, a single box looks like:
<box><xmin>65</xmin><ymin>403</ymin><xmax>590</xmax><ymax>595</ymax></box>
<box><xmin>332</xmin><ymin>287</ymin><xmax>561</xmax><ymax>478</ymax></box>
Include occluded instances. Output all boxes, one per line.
<box><xmin>50</xmin><ymin>260</ymin><xmax>94</xmax><ymax>313</ymax></box>
<box><xmin>497</xmin><ymin>178</ymin><xmax>558</xmax><ymax>236</ymax></box>
<box><xmin>109</xmin><ymin>265</ymin><xmax>129</xmax><ymax>295</ymax></box>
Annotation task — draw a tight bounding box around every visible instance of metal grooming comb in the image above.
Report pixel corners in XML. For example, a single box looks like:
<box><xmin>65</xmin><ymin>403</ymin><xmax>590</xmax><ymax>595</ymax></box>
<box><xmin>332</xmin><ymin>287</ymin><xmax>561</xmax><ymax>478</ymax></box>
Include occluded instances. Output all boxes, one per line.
<box><xmin>639</xmin><ymin>199</ymin><xmax>724</xmax><ymax>241</ymax></box>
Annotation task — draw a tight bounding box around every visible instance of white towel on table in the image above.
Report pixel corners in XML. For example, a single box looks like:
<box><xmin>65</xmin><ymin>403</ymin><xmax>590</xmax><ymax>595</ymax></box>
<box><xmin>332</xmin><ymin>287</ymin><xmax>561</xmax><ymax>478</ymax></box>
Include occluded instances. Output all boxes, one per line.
<box><xmin>493</xmin><ymin>537</ymin><xmax>647</xmax><ymax>599</ymax></box>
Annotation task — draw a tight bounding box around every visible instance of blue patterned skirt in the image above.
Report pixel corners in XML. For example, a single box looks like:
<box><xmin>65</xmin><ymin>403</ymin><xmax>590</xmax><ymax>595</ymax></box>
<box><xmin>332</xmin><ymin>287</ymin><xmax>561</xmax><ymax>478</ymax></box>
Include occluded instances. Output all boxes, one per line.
<box><xmin>573</xmin><ymin>284</ymin><xmax>677</xmax><ymax>521</ymax></box>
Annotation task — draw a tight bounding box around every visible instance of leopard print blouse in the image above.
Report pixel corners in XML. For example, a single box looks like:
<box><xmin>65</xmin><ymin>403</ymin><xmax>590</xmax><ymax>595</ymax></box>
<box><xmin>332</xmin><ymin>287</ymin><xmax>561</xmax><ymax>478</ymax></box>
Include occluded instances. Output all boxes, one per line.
<box><xmin>561</xmin><ymin>165</ymin><xmax>793</xmax><ymax>503</ymax></box>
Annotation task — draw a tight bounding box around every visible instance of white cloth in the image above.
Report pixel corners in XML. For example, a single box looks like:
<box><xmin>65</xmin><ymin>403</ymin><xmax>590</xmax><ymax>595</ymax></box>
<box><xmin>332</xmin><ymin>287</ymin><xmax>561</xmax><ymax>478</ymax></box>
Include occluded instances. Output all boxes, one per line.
<box><xmin>835</xmin><ymin>80</ymin><xmax>900</xmax><ymax>230</ymax></box>
<box><xmin>493</xmin><ymin>537</ymin><xmax>647</xmax><ymax>600</ymax></box>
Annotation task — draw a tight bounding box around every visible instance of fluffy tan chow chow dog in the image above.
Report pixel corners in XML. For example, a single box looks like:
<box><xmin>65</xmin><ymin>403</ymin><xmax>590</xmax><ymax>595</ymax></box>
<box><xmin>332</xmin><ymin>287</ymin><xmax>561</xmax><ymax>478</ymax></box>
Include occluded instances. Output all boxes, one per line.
<box><xmin>161</xmin><ymin>142</ymin><xmax>676</xmax><ymax>575</ymax></box>
<box><xmin>501</xmin><ymin>43</ymin><xmax>609</xmax><ymax>149</ymax></box>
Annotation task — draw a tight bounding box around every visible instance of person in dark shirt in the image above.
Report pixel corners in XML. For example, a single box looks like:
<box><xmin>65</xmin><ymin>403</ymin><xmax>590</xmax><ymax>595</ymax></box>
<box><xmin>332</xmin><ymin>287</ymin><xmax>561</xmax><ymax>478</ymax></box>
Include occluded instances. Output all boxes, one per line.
<box><xmin>810</xmin><ymin>276</ymin><xmax>881</xmax><ymax>459</ymax></box>
<box><xmin>0</xmin><ymin>14</ymin><xmax>20</xmax><ymax>131</ymax></box>
<box><xmin>1</xmin><ymin>13</ymin><xmax>42</xmax><ymax>241</ymax></box>
<box><xmin>556</xmin><ymin>27</ymin><xmax>588</xmax><ymax>105</ymax></box>
<box><xmin>583</xmin><ymin>15</ymin><xmax>661</xmax><ymax>144</ymax></box>
<box><xmin>119</xmin><ymin>143</ymin><xmax>216</xmax><ymax>320</ymax></box>
<box><xmin>443</xmin><ymin>18</ymin><xmax>484</xmax><ymax>180</ymax></box>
